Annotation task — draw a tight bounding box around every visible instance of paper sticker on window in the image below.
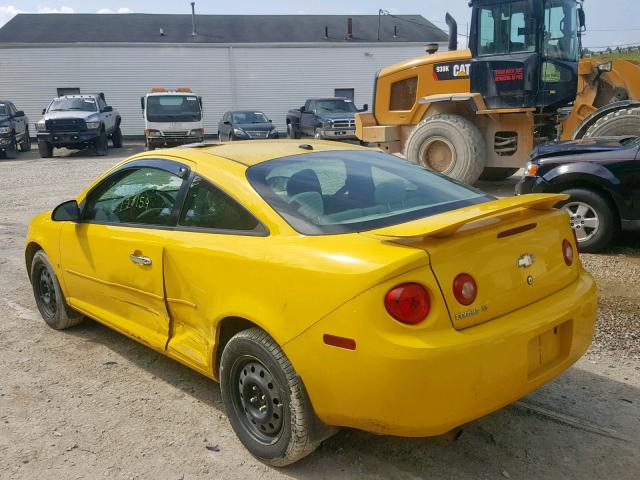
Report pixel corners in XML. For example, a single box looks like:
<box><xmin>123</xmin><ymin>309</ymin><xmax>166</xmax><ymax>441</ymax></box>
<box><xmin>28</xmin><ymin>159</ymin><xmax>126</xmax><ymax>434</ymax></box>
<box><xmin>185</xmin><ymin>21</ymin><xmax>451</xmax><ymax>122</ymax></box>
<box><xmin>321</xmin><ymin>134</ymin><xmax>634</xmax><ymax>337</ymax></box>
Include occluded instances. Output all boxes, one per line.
<box><xmin>187</xmin><ymin>96</ymin><xmax>197</xmax><ymax>101</ymax></box>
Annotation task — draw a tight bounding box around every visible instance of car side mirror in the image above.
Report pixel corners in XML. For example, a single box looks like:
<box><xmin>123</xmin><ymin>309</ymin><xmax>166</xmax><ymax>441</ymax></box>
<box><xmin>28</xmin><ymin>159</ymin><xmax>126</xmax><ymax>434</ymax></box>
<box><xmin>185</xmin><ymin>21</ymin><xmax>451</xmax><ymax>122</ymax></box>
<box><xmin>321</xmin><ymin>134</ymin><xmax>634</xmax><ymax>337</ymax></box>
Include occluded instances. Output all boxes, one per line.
<box><xmin>269</xmin><ymin>119</ymin><xmax>273</xmax><ymax>123</ymax></box>
<box><xmin>359</xmin><ymin>104</ymin><xmax>369</xmax><ymax>112</ymax></box>
<box><xmin>52</xmin><ymin>200</ymin><xmax>80</xmax><ymax>222</ymax></box>
<box><xmin>101</xmin><ymin>106</ymin><xmax>113</xmax><ymax>113</ymax></box>
<box><xmin>42</xmin><ymin>108</ymin><xmax>46</xmax><ymax>115</ymax></box>
<box><xmin>300</xmin><ymin>106</ymin><xmax>306</xmax><ymax>112</ymax></box>
<box><xmin>140</xmin><ymin>97</ymin><xmax>145</xmax><ymax>110</ymax></box>
<box><xmin>223</xmin><ymin>121</ymin><xmax>231</xmax><ymax>125</ymax></box>
<box><xmin>14</xmin><ymin>110</ymin><xmax>25</xmax><ymax>117</ymax></box>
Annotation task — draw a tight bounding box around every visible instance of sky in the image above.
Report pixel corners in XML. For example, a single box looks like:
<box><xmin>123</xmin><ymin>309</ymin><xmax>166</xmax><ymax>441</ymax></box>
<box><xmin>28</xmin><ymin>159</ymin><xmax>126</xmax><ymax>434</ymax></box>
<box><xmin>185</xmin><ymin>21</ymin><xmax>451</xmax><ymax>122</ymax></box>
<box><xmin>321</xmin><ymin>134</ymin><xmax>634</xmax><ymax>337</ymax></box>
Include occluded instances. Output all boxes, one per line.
<box><xmin>1</xmin><ymin>1</ymin><xmax>638</xmax><ymax>50</ymax></box>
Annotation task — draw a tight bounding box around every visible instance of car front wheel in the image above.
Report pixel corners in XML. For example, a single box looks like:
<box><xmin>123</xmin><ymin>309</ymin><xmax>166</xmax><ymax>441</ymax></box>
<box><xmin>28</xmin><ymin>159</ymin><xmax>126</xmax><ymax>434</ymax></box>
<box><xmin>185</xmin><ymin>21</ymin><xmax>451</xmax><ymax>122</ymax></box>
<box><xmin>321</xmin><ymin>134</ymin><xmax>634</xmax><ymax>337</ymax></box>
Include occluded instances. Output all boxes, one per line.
<box><xmin>559</xmin><ymin>188</ymin><xmax>618</xmax><ymax>253</ymax></box>
<box><xmin>30</xmin><ymin>250</ymin><xmax>84</xmax><ymax>330</ymax></box>
<box><xmin>220</xmin><ymin>328</ymin><xmax>332</xmax><ymax>466</ymax></box>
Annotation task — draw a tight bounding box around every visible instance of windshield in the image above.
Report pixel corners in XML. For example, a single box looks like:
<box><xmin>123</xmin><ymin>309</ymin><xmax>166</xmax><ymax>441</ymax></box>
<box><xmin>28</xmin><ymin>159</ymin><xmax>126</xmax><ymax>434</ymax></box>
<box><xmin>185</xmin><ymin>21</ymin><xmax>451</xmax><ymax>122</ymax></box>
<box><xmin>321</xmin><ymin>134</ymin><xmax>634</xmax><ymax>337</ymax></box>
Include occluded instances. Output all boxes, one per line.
<box><xmin>232</xmin><ymin>112</ymin><xmax>269</xmax><ymax>124</ymax></box>
<box><xmin>146</xmin><ymin>95</ymin><xmax>202</xmax><ymax>122</ymax></box>
<box><xmin>478</xmin><ymin>1</ymin><xmax>536</xmax><ymax>55</ymax></box>
<box><xmin>543</xmin><ymin>0</ymin><xmax>579</xmax><ymax>61</ymax></box>
<box><xmin>49</xmin><ymin>97</ymin><xmax>97</xmax><ymax>112</ymax></box>
<box><xmin>314</xmin><ymin>100</ymin><xmax>357</xmax><ymax>114</ymax></box>
<box><xmin>247</xmin><ymin>150</ymin><xmax>493</xmax><ymax>235</ymax></box>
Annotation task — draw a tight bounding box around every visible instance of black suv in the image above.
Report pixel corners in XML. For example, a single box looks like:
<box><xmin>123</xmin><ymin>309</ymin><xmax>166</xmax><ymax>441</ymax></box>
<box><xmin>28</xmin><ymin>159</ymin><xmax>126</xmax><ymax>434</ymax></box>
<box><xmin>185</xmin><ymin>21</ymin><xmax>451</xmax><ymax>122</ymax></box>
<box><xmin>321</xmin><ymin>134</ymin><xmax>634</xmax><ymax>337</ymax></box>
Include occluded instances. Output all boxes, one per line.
<box><xmin>0</xmin><ymin>100</ymin><xmax>30</xmax><ymax>158</ymax></box>
<box><xmin>516</xmin><ymin>136</ymin><xmax>640</xmax><ymax>252</ymax></box>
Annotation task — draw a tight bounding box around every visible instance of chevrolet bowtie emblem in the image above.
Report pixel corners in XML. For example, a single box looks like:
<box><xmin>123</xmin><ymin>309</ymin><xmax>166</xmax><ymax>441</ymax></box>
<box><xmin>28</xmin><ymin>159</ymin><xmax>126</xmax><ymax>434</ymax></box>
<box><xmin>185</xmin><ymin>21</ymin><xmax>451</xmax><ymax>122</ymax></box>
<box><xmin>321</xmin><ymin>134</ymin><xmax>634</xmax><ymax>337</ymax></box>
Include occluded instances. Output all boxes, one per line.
<box><xmin>517</xmin><ymin>253</ymin><xmax>535</xmax><ymax>268</ymax></box>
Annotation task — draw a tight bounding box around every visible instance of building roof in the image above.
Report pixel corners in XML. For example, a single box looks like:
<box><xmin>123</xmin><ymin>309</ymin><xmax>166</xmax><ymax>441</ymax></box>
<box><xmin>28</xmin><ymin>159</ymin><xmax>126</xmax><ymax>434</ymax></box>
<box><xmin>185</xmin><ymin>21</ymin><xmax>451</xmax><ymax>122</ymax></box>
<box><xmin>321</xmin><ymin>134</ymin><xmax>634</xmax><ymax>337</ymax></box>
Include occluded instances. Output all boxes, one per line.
<box><xmin>0</xmin><ymin>13</ymin><xmax>447</xmax><ymax>45</ymax></box>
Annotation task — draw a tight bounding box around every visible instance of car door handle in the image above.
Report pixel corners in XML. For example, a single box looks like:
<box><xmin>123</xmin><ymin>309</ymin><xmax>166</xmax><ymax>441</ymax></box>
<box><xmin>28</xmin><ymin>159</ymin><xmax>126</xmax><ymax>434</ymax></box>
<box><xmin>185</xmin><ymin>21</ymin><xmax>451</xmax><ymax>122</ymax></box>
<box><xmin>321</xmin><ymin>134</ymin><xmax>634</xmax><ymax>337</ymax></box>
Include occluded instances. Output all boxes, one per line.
<box><xmin>130</xmin><ymin>254</ymin><xmax>152</xmax><ymax>266</ymax></box>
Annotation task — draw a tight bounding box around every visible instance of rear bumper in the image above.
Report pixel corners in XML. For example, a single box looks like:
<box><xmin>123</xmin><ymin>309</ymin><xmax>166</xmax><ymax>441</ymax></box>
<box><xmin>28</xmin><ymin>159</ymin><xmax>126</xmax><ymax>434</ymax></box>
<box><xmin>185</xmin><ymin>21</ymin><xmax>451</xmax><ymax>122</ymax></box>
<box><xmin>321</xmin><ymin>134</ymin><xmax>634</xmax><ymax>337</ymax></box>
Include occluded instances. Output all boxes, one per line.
<box><xmin>284</xmin><ymin>270</ymin><xmax>597</xmax><ymax>437</ymax></box>
<box><xmin>319</xmin><ymin>128</ymin><xmax>357</xmax><ymax>139</ymax></box>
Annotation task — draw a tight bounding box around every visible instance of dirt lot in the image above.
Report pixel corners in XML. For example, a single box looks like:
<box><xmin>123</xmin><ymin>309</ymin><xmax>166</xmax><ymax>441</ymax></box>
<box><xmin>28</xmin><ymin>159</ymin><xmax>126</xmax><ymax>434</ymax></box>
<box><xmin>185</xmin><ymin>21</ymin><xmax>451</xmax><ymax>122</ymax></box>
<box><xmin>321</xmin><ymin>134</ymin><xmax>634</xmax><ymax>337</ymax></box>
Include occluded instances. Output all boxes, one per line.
<box><xmin>1</xmin><ymin>145</ymin><xmax>638</xmax><ymax>479</ymax></box>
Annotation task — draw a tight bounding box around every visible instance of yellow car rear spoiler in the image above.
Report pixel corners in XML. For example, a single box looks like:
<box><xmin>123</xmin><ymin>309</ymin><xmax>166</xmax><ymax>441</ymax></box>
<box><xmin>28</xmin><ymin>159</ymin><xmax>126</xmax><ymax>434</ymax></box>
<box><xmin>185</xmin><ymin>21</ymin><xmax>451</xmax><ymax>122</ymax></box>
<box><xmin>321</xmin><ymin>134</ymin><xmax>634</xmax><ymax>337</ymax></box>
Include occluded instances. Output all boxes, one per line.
<box><xmin>368</xmin><ymin>194</ymin><xmax>569</xmax><ymax>239</ymax></box>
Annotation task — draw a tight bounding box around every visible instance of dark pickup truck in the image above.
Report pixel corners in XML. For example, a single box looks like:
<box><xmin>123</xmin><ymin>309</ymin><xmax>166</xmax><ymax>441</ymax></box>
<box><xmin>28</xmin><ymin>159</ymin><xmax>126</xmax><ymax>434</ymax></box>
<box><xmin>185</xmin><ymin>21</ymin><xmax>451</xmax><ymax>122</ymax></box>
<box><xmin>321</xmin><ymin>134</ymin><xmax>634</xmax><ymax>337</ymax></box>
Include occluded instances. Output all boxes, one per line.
<box><xmin>286</xmin><ymin>98</ymin><xmax>367</xmax><ymax>140</ymax></box>
<box><xmin>0</xmin><ymin>100</ymin><xmax>30</xmax><ymax>158</ymax></box>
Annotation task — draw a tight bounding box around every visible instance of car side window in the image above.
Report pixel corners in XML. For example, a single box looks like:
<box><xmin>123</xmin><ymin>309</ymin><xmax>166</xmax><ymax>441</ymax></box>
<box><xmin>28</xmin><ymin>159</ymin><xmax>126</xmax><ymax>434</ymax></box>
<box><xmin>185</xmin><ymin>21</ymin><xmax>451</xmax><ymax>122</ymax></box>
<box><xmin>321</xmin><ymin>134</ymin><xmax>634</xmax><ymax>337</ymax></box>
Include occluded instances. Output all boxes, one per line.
<box><xmin>83</xmin><ymin>167</ymin><xmax>184</xmax><ymax>226</ymax></box>
<box><xmin>179</xmin><ymin>176</ymin><xmax>260</xmax><ymax>232</ymax></box>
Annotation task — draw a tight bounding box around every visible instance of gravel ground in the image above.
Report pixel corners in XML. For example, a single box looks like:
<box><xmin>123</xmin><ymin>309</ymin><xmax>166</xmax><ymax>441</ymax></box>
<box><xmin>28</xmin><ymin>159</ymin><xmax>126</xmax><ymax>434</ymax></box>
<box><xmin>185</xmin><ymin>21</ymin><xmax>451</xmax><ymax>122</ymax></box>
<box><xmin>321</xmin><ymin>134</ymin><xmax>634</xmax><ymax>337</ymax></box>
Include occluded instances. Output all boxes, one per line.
<box><xmin>0</xmin><ymin>145</ymin><xmax>638</xmax><ymax>479</ymax></box>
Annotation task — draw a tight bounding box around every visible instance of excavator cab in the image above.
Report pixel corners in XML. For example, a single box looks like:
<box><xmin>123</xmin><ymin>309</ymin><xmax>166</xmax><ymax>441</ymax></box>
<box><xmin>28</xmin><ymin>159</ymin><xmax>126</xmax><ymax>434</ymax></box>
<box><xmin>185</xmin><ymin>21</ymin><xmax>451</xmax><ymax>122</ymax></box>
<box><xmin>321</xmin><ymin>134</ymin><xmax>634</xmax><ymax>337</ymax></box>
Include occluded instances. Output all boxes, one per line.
<box><xmin>469</xmin><ymin>0</ymin><xmax>584</xmax><ymax>111</ymax></box>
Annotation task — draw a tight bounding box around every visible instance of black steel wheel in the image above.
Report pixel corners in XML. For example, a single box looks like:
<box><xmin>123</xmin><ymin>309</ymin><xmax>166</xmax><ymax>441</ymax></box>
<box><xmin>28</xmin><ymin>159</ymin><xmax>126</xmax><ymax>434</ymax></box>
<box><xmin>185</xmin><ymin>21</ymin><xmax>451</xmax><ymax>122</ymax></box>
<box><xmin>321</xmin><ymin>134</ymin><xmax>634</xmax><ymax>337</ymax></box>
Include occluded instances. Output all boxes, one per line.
<box><xmin>220</xmin><ymin>328</ymin><xmax>334</xmax><ymax>466</ymax></box>
<box><xmin>30</xmin><ymin>250</ymin><xmax>83</xmax><ymax>330</ymax></box>
<box><xmin>231</xmin><ymin>357</ymin><xmax>285</xmax><ymax>444</ymax></box>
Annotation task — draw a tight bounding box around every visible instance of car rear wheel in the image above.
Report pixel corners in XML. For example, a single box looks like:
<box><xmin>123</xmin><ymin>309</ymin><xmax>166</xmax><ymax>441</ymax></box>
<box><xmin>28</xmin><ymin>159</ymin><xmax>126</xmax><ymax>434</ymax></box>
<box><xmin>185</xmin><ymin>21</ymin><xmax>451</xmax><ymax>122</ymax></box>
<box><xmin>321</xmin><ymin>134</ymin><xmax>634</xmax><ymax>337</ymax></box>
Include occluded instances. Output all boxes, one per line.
<box><xmin>95</xmin><ymin>130</ymin><xmax>108</xmax><ymax>156</ymax></box>
<box><xmin>558</xmin><ymin>188</ymin><xmax>618</xmax><ymax>253</ymax></box>
<box><xmin>20</xmin><ymin>127</ymin><xmax>32</xmax><ymax>152</ymax></box>
<box><xmin>111</xmin><ymin>126</ymin><xmax>123</xmax><ymax>148</ymax></box>
<box><xmin>220</xmin><ymin>328</ymin><xmax>333</xmax><ymax>466</ymax></box>
<box><xmin>30</xmin><ymin>250</ymin><xmax>84</xmax><ymax>330</ymax></box>
<box><xmin>37</xmin><ymin>140</ymin><xmax>53</xmax><ymax>158</ymax></box>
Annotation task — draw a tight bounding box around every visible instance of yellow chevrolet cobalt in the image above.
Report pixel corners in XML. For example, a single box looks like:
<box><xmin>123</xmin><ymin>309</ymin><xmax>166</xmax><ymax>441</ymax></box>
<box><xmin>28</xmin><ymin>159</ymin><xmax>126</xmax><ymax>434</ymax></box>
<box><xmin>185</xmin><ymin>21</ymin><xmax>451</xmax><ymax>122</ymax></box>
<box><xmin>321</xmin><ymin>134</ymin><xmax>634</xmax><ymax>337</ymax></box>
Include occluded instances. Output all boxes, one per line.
<box><xmin>25</xmin><ymin>141</ymin><xmax>596</xmax><ymax>465</ymax></box>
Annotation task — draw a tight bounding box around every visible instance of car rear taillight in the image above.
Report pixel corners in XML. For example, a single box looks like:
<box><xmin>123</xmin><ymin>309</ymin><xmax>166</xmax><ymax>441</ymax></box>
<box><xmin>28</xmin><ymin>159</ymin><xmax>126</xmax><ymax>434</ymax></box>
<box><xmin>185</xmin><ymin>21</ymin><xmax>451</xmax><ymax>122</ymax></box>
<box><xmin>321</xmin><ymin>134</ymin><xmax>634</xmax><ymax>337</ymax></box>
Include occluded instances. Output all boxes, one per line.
<box><xmin>453</xmin><ymin>273</ymin><xmax>477</xmax><ymax>305</ymax></box>
<box><xmin>384</xmin><ymin>283</ymin><xmax>430</xmax><ymax>325</ymax></box>
<box><xmin>563</xmin><ymin>239</ymin><xmax>574</xmax><ymax>266</ymax></box>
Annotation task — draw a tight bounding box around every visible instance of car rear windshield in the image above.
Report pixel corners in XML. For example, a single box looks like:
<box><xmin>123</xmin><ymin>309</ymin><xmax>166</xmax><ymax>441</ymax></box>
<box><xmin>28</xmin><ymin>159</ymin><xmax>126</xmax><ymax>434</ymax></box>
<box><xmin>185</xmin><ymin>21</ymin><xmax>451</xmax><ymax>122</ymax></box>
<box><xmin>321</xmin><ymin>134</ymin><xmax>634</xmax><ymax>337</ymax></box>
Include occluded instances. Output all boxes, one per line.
<box><xmin>146</xmin><ymin>95</ymin><xmax>202</xmax><ymax>122</ymax></box>
<box><xmin>247</xmin><ymin>150</ymin><xmax>493</xmax><ymax>235</ymax></box>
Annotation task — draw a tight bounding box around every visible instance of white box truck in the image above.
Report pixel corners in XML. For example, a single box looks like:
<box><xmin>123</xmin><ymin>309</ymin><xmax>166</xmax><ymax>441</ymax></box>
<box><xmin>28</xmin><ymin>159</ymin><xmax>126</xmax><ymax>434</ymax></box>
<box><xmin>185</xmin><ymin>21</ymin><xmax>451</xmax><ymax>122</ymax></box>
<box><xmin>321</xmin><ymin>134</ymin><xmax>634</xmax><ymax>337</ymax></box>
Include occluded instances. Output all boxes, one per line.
<box><xmin>141</xmin><ymin>87</ymin><xmax>204</xmax><ymax>149</ymax></box>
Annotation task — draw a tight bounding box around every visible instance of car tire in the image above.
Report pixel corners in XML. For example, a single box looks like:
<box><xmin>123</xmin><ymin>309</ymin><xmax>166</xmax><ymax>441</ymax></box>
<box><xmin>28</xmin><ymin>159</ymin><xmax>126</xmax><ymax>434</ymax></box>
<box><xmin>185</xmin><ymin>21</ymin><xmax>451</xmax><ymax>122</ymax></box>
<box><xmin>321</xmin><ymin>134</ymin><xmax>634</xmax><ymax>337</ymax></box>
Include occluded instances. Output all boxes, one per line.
<box><xmin>37</xmin><ymin>140</ymin><xmax>53</xmax><ymax>158</ymax></box>
<box><xmin>4</xmin><ymin>142</ymin><xmax>17</xmax><ymax>159</ymax></box>
<box><xmin>111</xmin><ymin>126</ymin><xmax>123</xmax><ymax>148</ymax></box>
<box><xmin>20</xmin><ymin>127</ymin><xmax>32</xmax><ymax>152</ymax></box>
<box><xmin>558</xmin><ymin>188</ymin><xmax>618</xmax><ymax>253</ymax></box>
<box><xmin>220</xmin><ymin>328</ymin><xmax>333</xmax><ymax>466</ymax></box>
<box><xmin>30</xmin><ymin>250</ymin><xmax>84</xmax><ymax>330</ymax></box>
<box><xmin>405</xmin><ymin>114</ymin><xmax>487</xmax><ymax>185</ymax></box>
<box><xmin>95</xmin><ymin>130</ymin><xmax>108</xmax><ymax>156</ymax></box>
<box><xmin>287</xmin><ymin>123</ymin><xmax>300</xmax><ymax>139</ymax></box>
<box><xmin>478</xmin><ymin>167</ymin><xmax>519</xmax><ymax>181</ymax></box>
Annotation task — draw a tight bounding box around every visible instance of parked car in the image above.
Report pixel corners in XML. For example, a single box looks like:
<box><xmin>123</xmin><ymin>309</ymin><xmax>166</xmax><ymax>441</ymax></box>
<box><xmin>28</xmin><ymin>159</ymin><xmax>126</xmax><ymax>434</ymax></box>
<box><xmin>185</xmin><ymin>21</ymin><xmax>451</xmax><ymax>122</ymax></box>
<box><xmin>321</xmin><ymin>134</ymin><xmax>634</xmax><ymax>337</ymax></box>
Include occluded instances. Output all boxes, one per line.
<box><xmin>286</xmin><ymin>97</ymin><xmax>367</xmax><ymax>140</ymax></box>
<box><xmin>0</xmin><ymin>100</ymin><xmax>30</xmax><ymax>158</ymax></box>
<box><xmin>141</xmin><ymin>87</ymin><xmax>204</xmax><ymax>150</ymax></box>
<box><xmin>26</xmin><ymin>142</ymin><xmax>596</xmax><ymax>466</ymax></box>
<box><xmin>218</xmin><ymin>110</ymin><xmax>278</xmax><ymax>141</ymax></box>
<box><xmin>35</xmin><ymin>93</ymin><xmax>122</xmax><ymax>158</ymax></box>
<box><xmin>516</xmin><ymin>136</ymin><xmax>640</xmax><ymax>252</ymax></box>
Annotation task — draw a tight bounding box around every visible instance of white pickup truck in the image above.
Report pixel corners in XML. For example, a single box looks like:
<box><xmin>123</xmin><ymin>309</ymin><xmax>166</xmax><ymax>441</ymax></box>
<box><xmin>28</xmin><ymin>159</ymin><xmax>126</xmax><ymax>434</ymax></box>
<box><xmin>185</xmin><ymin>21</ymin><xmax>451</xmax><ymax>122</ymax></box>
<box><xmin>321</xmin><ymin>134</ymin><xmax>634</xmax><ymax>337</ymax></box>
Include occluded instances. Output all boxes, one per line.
<box><xmin>141</xmin><ymin>88</ymin><xmax>204</xmax><ymax>150</ymax></box>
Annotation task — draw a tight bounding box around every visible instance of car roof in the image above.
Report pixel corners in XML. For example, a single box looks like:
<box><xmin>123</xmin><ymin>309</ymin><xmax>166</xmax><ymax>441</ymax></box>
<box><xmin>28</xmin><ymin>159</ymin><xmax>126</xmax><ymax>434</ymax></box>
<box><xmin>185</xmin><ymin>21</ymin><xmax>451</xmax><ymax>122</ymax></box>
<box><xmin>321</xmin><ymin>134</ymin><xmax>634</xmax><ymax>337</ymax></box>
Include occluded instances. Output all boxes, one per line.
<box><xmin>183</xmin><ymin>140</ymin><xmax>366</xmax><ymax>167</ymax></box>
<box><xmin>56</xmin><ymin>95</ymin><xmax>97</xmax><ymax>99</ymax></box>
<box><xmin>228</xmin><ymin>110</ymin><xmax>266</xmax><ymax>114</ymax></box>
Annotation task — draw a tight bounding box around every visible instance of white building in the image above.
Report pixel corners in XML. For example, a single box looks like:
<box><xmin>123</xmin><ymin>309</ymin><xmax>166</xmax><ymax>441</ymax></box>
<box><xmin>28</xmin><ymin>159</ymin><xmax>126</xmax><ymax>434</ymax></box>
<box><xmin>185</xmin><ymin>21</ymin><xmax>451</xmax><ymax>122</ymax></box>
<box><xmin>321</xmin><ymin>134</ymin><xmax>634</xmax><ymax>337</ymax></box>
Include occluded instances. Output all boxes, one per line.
<box><xmin>0</xmin><ymin>13</ymin><xmax>448</xmax><ymax>136</ymax></box>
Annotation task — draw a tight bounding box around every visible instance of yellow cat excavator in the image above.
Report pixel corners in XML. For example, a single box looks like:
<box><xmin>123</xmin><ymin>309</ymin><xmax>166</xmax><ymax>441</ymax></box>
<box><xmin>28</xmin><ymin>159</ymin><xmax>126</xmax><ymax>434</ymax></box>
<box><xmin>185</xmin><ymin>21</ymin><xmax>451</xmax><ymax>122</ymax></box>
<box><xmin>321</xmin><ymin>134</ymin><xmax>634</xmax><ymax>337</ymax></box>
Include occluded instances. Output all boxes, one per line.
<box><xmin>356</xmin><ymin>0</ymin><xmax>640</xmax><ymax>183</ymax></box>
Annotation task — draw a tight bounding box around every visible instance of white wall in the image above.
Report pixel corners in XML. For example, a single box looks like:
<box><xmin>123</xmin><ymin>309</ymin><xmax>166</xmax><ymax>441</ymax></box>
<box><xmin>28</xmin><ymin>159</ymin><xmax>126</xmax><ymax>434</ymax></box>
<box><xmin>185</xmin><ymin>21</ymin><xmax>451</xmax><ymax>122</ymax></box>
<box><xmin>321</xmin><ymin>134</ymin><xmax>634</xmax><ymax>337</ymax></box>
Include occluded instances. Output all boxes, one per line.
<box><xmin>0</xmin><ymin>43</ymin><xmax>438</xmax><ymax>136</ymax></box>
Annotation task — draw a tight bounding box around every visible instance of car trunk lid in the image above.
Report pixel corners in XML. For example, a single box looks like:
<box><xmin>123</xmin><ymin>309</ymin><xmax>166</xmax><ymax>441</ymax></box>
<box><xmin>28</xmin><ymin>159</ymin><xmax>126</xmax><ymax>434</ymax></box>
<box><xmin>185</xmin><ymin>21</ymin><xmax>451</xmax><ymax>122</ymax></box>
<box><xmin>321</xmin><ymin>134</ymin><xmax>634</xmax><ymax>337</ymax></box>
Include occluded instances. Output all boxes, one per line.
<box><xmin>364</xmin><ymin>194</ymin><xmax>580</xmax><ymax>329</ymax></box>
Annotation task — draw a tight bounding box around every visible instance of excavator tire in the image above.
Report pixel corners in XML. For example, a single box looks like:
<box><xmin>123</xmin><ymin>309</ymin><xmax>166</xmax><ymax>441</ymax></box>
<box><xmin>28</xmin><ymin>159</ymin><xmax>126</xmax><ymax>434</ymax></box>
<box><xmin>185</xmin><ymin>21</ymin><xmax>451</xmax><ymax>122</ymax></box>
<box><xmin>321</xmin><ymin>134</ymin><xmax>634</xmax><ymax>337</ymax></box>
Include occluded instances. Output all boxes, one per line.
<box><xmin>405</xmin><ymin>114</ymin><xmax>487</xmax><ymax>185</ymax></box>
<box><xmin>582</xmin><ymin>106</ymin><xmax>640</xmax><ymax>138</ymax></box>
